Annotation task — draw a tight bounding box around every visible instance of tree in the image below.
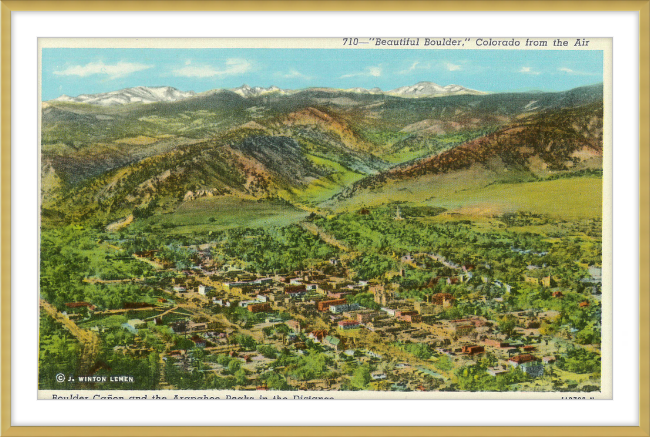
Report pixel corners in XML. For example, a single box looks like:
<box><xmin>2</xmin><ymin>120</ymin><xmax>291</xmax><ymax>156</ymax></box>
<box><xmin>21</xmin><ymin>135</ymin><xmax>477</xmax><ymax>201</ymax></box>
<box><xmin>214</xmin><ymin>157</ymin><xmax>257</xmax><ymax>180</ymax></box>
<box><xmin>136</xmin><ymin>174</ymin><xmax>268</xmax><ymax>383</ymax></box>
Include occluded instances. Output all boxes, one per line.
<box><xmin>228</xmin><ymin>359</ymin><xmax>242</xmax><ymax>374</ymax></box>
<box><xmin>351</xmin><ymin>366</ymin><xmax>371</xmax><ymax>390</ymax></box>
<box><xmin>497</xmin><ymin>315</ymin><xmax>517</xmax><ymax>337</ymax></box>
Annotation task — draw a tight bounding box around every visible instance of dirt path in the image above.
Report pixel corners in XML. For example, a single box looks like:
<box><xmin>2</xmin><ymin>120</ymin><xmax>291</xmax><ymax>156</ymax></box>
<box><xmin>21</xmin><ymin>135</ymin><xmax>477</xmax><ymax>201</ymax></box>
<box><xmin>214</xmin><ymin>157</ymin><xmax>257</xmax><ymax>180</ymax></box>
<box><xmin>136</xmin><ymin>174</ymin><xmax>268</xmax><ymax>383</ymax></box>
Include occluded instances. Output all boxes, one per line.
<box><xmin>300</xmin><ymin>222</ymin><xmax>351</xmax><ymax>252</ymax></box>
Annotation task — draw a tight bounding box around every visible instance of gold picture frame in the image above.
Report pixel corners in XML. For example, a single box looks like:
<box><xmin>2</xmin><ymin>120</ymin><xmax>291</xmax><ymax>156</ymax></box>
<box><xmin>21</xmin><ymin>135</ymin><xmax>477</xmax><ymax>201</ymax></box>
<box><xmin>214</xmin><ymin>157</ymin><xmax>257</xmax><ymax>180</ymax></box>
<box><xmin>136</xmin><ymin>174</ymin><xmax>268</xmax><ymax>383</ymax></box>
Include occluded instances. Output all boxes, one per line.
<box><xmin>2</xmin><ymin>1</ymin><xmax>649</xmax><ymax>435</ymax></box>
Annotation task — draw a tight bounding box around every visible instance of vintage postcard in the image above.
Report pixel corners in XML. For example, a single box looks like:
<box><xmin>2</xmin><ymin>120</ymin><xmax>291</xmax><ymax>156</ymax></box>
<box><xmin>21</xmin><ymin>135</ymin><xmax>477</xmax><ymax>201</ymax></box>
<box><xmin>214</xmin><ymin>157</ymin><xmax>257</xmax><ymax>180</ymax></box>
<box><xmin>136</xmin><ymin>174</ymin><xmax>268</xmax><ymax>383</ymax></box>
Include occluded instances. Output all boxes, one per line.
<box><xmin>38</xmin><ymin>37</ymin><xmax>611</xmax><ymax>400</ymax></box>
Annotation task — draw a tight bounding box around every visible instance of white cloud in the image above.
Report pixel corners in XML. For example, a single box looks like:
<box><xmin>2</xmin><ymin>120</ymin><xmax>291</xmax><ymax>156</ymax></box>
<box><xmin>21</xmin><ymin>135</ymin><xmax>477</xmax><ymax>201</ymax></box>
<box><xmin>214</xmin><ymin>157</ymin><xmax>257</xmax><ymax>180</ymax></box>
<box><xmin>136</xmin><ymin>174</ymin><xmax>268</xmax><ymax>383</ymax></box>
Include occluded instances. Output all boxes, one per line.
<box><xmin>398</xmin><ymin>61</ymin><xmax>421</xmax><ymax>74</ymax></box>
<box><xmin>519</xmin><ymin>66</ymin><xmax>540</xmax><ymax>75</ymax></box>
<box><xmin>53</xmin><ymin>61</ymin><xmax>152</xmax><ymax>79</ymax></box>
<box><xmin>277</xmin><ymin>69</ymin><xmax>312</xmax><ymax>80</ymax></box>
<box><xmin>341</xmin><ymin>66</ymin><xmax>382</xmax><ymax>78</ymax></box>
<box><xmin>558</xmin><ymin>67</ymin><xmax>599</xmax><ymax>76</ymax></box>
<box><xmin>445</xmin><ymin>62</ymin><xmax>462</xmax><ymax>71</ymax></box>
<box><xmin>172</xmin><ymin>58</ymin><xmax>252</xmax><ymax>78</ymax></box>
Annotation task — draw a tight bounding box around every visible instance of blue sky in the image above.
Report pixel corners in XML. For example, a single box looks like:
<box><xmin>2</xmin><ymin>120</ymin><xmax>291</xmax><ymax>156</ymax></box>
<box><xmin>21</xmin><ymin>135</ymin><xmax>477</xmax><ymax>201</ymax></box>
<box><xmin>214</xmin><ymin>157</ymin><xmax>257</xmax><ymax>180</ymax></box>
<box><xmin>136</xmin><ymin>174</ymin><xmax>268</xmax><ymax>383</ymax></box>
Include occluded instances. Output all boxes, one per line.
<box><xmin>42</xmin><ymin>48</ymin><xmax>603</xmax><ymax>100</ymax></box>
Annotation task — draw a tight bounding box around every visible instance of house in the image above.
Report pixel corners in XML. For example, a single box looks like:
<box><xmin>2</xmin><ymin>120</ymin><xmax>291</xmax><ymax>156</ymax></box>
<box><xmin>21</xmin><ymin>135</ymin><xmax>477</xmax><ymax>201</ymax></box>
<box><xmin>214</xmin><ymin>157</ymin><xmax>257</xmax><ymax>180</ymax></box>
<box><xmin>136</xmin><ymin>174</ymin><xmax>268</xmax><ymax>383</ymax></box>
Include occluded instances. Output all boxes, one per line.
<box><xmin>285</xmin><ymin>320</ymin><xmax>301</xmax><ymax>334</ymax></box>
<box><xmin>520</xmin><ymin>361</ymin><xmax>545</xmax><ymax>377</ymax></box>
<box><xmin>190</xmin><ymin>335</ymin><xmax>207</xmax><ymax>348</ymax></box>
<box><xmin>579</xmin><ymin>301</ymin><xmax>590</xmax><ymax>308</ymax></box>
<box><xmin>284</xmin><ymin>285</ymin><xmax>307</xmax><ymax>298</ymax></box>
<box><xmin>542</xmin><ymin>356</ymin><xmax>556</xmax><ymax>364</ymax></box>
<box><xmin>430</xmin><ymin>293</ymin><xmax>455</xmax><ymax>307</ymax></box>
<box><xmin>247</xmin><ymin>302</ymin><xmax>271</xmax><ymax>313</ymax></box>
<box><xmin>486</xmin><ymin>367</ymin><xmax>509</xmax><ymax>377</ymax></box>
<box><xmin>122</xmin><ymin>319</ymin><xmax>146</xmax><ymax>334</ymax></box>
<box><xmin>327</xmin><ymin>290</ymin><xmax>353</xmax><ymax>299</ymax></box>
<box><xmin>330</xmin><ymin>303</ymin><xmax>361</xmax><ymax>314</ymax></box>
<box><xmin>397</xmin><ymin>311</ymin><xmax>421</xmax><ymax>323</ymax></box>
<box><xmin>317</xmin><ymin>299</ymin><xmax>347</xmax><ymax>312</ymax></box>
<box><xmin>552</xmin><ymin>291</ymin><xmax>564</xmax><ymax>298</ymax></box>
<box><xmin>508</xmin><ymin>354</ymin><xmax>538</xmax><ymax>368</ymax></box>
<box><xmin>454</xmin><ymin>324</ymin><xmax>475</xmax><ymax>336</ymax></box>
<box><xmin>338</xmin><ymin>320</ymin><xmax>360</xmax><ymax>330</ymax></box>
<box><xmin>540</xmin><ymin>276</ymin><xmax>554</xmax><ymax>288</ymax></box>
<box><xmin>323</xmin><ymin>335</ymin><xmax>342</xmax><ymax>351</ymax></box>
<box><xmin>484</xmin><ymin>339</ymin><xmax>510</xmax><ymax>348</ymax></box>
<box><xmin>172</xmin><ymin>285</ymin><xmax>187</xmax><ymax>293</ymax></box>
<box><xmin>308</xmin><ymin>330</ymin><xmax>328</xmax><ymax>343</ymax></box>
<box><xmin>198</xmin><ymin>285</ymin><xmax>213</xmax><ymax>296</ymax></box>
<box><xmin>357</xmin><ymin>311</ymin><xmax>380</xmax><ymax>324</ymax></box>
<box><xmin>213</xmin><ymin>298</ymin><xmax>231</xmax><ymax>307</ymax></box>
<box><xmin>371</xmin><ymin>372</ymin><xmax>387</xmax><ymax>380</ymax></box>
<box><xmin>461</xmin><ymin>345</ymin><xmax>485</xmax><ymax>355</ymax></box>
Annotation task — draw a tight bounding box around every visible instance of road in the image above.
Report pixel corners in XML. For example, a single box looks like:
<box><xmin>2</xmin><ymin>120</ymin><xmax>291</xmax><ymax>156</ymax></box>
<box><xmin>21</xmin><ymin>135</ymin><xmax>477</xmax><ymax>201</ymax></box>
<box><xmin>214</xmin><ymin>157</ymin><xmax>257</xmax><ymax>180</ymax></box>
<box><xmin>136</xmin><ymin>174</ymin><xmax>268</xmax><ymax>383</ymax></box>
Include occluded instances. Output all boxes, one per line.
<box><xmin>300</xmin><ymin>222</ymin><xmax>352</xmax><ymax>252</ymax></box>
<box><xmin>40</xmin><ymin>299</ymin><xmax>99</xmax><ymax>374</ymax></box>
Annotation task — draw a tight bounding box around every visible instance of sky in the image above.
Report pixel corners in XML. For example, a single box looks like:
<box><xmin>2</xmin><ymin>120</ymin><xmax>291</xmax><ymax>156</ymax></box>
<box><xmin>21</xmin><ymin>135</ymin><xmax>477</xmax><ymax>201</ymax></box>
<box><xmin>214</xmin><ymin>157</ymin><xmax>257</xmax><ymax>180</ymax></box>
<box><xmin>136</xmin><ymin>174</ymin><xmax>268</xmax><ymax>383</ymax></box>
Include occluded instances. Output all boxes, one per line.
<box><xmin>41</xmin><ymin>48</ymin><xmax>603</xmax><ymax>101</ymax></box>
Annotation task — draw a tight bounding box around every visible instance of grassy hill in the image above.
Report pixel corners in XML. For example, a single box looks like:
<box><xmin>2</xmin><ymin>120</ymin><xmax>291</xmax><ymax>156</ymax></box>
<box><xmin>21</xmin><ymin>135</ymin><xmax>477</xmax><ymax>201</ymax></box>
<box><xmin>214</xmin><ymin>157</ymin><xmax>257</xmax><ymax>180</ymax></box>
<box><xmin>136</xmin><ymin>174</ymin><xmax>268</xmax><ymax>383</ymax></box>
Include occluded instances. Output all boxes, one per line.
<box><xmin>330</xmin><ymin>100</ymin><xmax>603</xmax><ymax>220</ymax></box>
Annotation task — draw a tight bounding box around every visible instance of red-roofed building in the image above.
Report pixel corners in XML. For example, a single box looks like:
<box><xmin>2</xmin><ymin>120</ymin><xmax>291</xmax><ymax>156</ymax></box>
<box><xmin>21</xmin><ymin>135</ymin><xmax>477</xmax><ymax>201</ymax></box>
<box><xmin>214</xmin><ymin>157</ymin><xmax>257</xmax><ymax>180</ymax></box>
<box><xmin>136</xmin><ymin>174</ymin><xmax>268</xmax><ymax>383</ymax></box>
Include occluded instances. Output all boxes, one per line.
<box><xmin>508</xmin><ymin>354</ymin><xmax>538</xmax><ymax>367</ymax></box>
<box><xmin>247</xmin><ymin>302</ymin><xmax>271</xmax><ymax>313</ymax></box>
<box><xmin>461</xmin><ymin>345</ymin><xmax>485</xmax><ymax>355</ymax></box>
<box><xmin>318</xmin><ymin>299</ymin><xmax>347</xmax><ymax>312</ymax></box>
<box><xmin>337</xmin><ymin>320</ymin><xmax>360</xmax><ymax>330</ymax></box>
<box><xmin>308</xmin><ymin>330</ymin><xmax>328</xmax><ymax>343</ymax></box>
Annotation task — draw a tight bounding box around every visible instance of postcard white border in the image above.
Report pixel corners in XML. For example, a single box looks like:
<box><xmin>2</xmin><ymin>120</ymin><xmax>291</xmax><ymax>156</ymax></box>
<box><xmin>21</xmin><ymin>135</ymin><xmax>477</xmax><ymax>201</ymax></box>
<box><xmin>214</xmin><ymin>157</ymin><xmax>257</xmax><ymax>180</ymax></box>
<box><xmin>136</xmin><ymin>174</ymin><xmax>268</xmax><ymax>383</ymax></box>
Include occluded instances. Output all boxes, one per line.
<box><xmin>12</xmin><ymin>10</ymin><xmax>639</xmax><ymax>427</ymax></box>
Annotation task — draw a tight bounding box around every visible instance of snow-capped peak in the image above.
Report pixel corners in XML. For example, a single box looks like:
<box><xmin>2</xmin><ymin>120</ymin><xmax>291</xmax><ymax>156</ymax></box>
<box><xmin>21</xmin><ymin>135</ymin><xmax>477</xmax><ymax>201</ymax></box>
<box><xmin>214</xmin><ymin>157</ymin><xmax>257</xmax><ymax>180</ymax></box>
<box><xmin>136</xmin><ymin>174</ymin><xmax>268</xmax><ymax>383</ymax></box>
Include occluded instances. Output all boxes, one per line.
<box><xmin>230</xmin><ymin>84</ymin><xmax>286</xmax><ymax>97</ymax></box>
<box><xmin>388</xmin><ymin>81</ymin><xmax>484</xmax><ymax>97</ymax></box>
<box><xmin>51</xmin><ymin>86</ymin><xmax>196</xmax><ymax>106</ymax></box>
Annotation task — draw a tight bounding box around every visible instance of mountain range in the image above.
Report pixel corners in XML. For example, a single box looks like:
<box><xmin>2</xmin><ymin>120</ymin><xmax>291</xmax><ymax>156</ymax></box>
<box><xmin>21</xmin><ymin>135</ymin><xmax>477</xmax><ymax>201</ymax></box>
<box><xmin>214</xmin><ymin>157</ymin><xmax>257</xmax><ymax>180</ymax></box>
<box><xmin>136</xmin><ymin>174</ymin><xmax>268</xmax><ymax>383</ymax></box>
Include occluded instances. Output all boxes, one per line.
<box><xmin>49</xmin><ymin>81</ymin><xmax>485</xmax><ymax>106</ymax></box>
<box><xmin>40</xmin><ymin>82</ymin><xmax>604</xmax><ymax>229</ymax></box>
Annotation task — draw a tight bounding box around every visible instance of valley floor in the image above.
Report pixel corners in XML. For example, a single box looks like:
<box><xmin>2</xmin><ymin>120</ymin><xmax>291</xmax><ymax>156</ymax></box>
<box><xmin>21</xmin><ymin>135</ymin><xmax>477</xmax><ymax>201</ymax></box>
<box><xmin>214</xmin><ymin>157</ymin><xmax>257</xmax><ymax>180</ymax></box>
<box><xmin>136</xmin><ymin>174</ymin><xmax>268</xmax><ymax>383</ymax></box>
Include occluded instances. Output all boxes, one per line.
<box><xmin>38</xmin><ymin>196</ymin><xmax>603</xmax><ymax>394</ymax></box>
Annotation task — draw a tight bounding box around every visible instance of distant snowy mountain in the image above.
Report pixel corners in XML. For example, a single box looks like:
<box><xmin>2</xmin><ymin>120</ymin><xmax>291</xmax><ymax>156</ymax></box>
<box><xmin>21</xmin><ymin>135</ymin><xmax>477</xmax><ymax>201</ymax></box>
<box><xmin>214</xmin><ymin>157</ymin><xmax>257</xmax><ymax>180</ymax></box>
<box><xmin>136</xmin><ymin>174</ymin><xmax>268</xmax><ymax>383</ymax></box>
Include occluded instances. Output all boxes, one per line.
<box><xmin>230</xmin><ymin>84</ymin><xmax>287</xmax><ymax>98</ymax></box>
<box><xmin>49</xmin><ymin>82</ymin><xmax>486</xmax><ymax>106</ymax></box>
<box><xmin>52</xmin><ymin>86</ymin><xmax>196</xmax><ymax>106</ymax></box>
<box><xmin>344</xmin><ymin>87</ymin><xmax>384</xmax><ymax>94</ymax></box>
<box><xmin>388</xmin><ymin>81</ymin><xmax>485</xmax><ymax>97</ymax></box>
